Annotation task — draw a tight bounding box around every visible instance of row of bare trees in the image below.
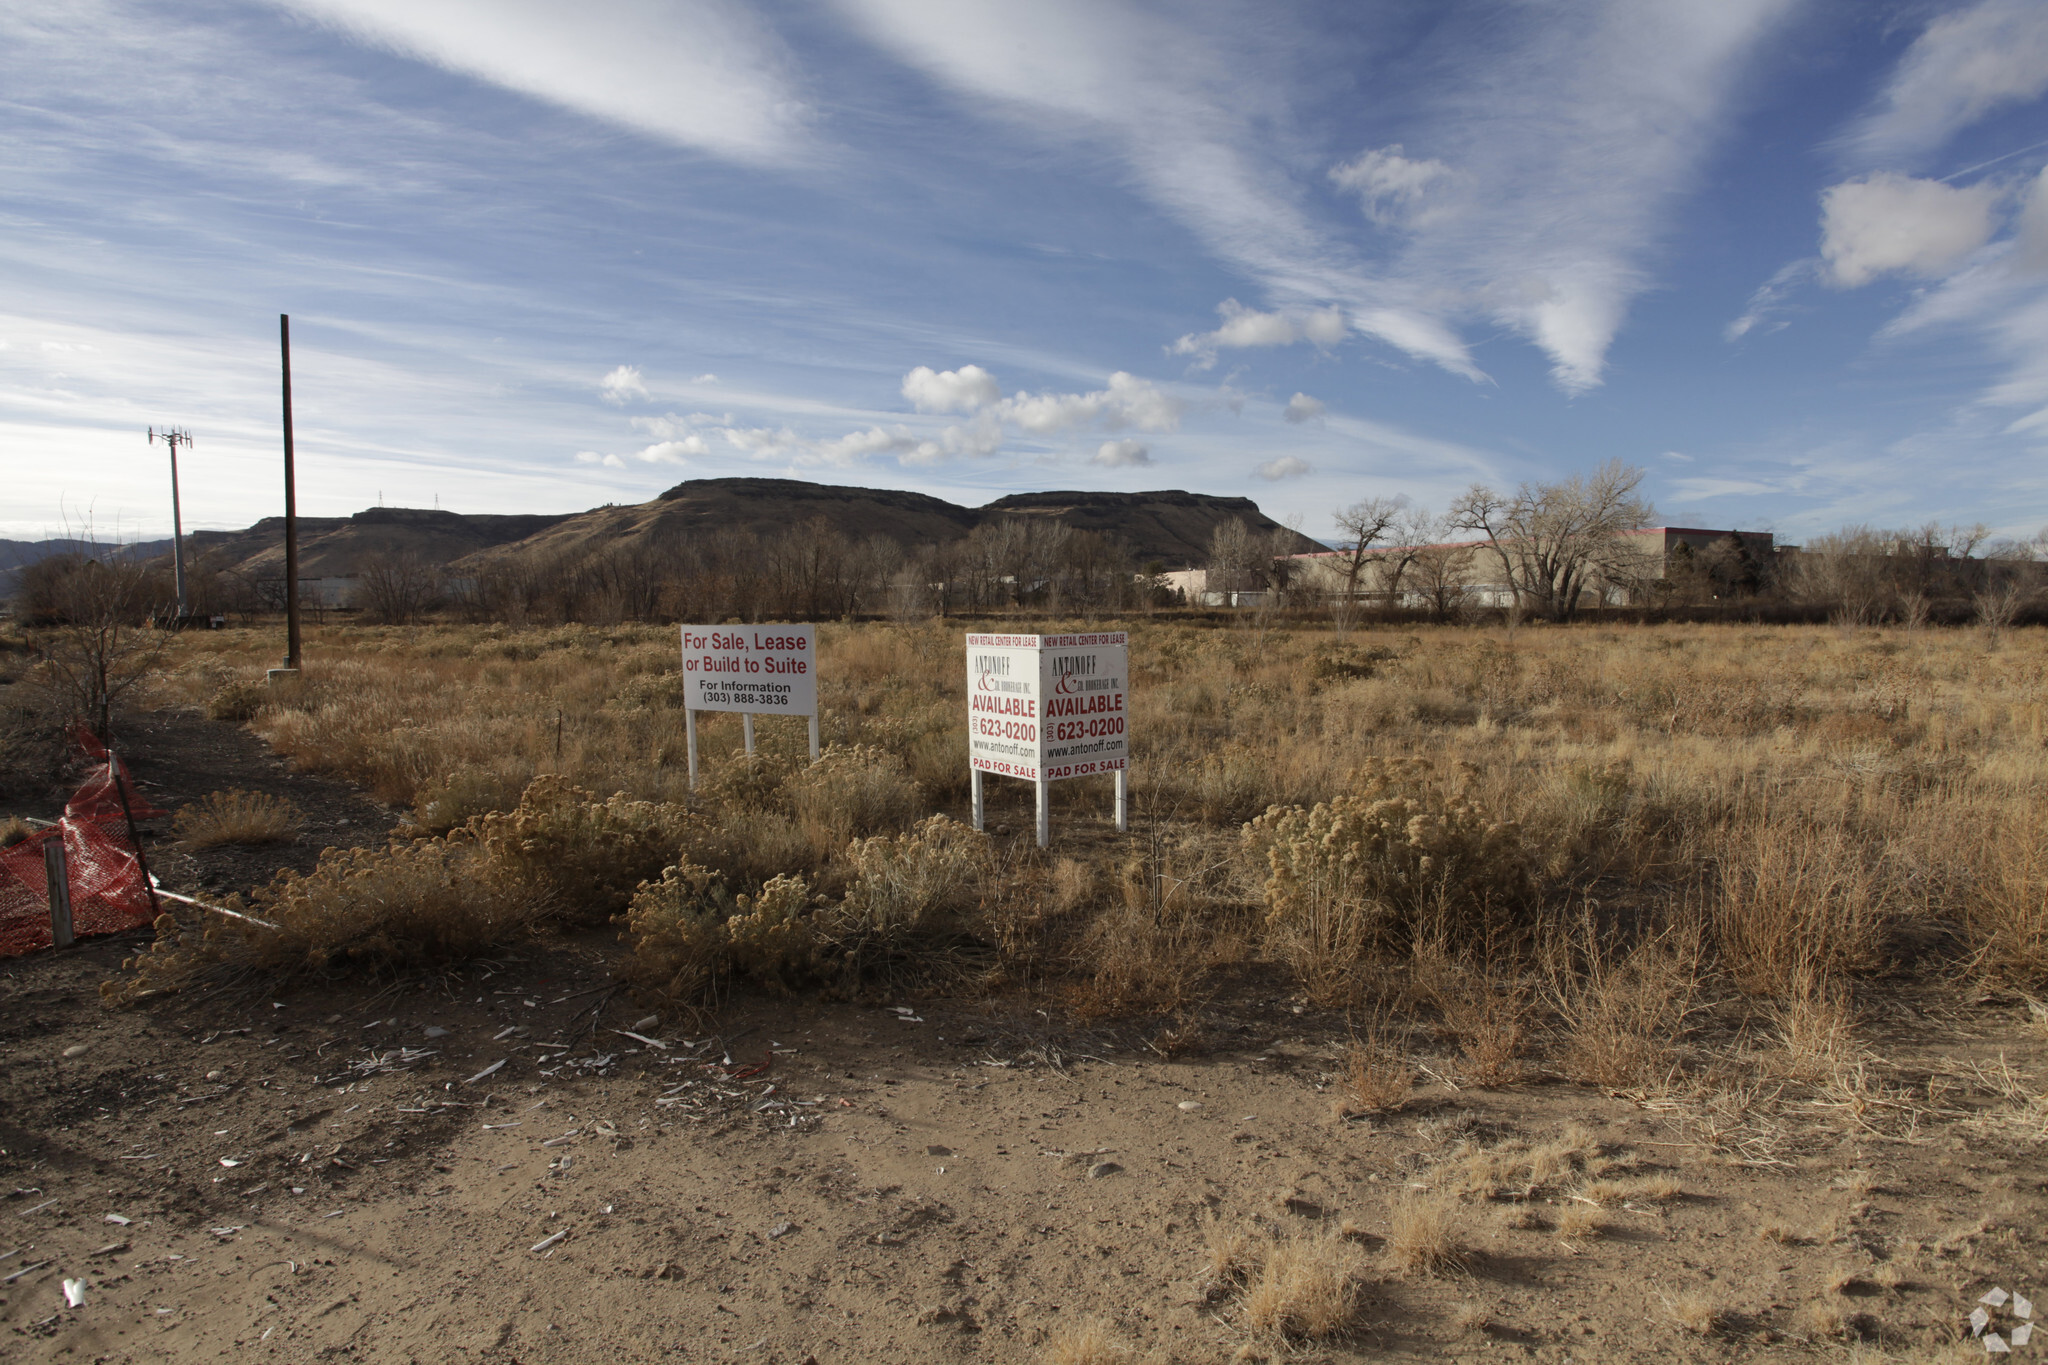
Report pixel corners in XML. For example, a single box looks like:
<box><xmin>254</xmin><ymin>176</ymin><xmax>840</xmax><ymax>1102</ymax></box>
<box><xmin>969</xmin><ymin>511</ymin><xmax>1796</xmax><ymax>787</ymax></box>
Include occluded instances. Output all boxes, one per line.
<box><xmin>1222</xmin><ymin>460</ymin><xmax>2048</xmax><ymax>627</ymax></box>
<box><xmin>426</xmin><ymin>516</ymin><xmax>1163</xmax><ymax>625</ymax></box>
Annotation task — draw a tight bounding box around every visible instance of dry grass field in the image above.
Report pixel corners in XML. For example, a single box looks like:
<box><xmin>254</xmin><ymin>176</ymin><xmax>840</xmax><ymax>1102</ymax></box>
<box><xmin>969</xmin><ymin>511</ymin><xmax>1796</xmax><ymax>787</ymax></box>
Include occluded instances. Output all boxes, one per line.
<box><xmin>5</xmin><ymin>615</ymin><xmax>2047</xmax><ymax>1362</ymax></box>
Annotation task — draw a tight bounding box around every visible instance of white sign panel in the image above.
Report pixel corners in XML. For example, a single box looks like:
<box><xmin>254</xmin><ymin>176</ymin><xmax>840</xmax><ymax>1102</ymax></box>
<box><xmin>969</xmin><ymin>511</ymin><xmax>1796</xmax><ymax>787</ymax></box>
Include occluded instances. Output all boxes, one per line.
<box><xmin>679</xmin><ymin>625</ymin><xmax>817</xmax><ymax>715</ymax></box>
<box><xmin>965</xmin><ymin>632</ymin><xmax>1128</xmax><ymax>784</ymax></box>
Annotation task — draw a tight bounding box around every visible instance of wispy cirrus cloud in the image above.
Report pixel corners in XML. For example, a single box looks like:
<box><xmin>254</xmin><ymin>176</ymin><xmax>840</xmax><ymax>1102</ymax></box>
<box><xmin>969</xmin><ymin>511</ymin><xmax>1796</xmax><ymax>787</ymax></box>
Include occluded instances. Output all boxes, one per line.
<box><xmin>1840</xmin><ymin>0</ymin><xmax>2048</xmax><ymax>171</ymax></box>
<box><xmin>832</xmin><ymin>0</ymin><xmax>1794</xmax><ymax>395</ymax></box>
<box><xmin>264</xmin><ymin>0</ymin><xmax>812</xmax><ymax>164</ymax></box>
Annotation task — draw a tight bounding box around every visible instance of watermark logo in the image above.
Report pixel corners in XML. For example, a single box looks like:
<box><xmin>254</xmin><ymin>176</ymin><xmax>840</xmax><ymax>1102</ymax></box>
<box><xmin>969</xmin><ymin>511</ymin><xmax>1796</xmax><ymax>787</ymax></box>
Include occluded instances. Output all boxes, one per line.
<box><xmin>1971</xmin><ymin>1287</ymin><xmax>2034</xmax><ymax>1354</ymax></box>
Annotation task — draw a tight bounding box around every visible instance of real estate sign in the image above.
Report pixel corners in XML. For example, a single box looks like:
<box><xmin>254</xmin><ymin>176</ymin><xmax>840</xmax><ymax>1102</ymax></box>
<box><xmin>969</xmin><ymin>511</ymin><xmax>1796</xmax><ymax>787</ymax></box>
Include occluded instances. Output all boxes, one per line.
<box><xmin>680</xmin><ymin>625</ymin><xmax>818</xmax><ymax>716</ymax></box>
<box><xmin>965</xmin><ymin>631</ymin><xmax>1128</xmax><ymax>845</ymax></box>
<box><xmin>678</xmin><ymin>624</ymin><xmax>820</xmax><ymax>784</ymax></box>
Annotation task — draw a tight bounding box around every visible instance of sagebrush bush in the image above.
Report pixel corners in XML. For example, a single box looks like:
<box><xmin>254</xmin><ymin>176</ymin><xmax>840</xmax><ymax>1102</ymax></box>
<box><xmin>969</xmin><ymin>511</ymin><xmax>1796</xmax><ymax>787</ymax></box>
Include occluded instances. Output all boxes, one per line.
<box><xmin>205</xmin><ymin>678</ymin><xmax>270</xmax><ymax>723</ymax></box>
<box><xmin>105</xmin><ymin>838</ymin><xmax>549</xmax><ymax>1001</ymax></box>
<box><xmin>787</xmin><ymin>743</ymin><xmax>921</xmax><ymax>857</ymax></box>
<box><xmin>836</xmin><ymin>814</ymin><xmax>988</xmax><ymax>937</ymax></box>
<box><xmin>173</xmin><ymin>789</ymin><xmax>303</xmax><ymax>847</ymax></box>
<box><xmin>463</xmin><ymin>775</ymin><xmax>699</xmax><ymax>923</ymax></box>
<box><xmin>1244</xmin><ymin>761</ymin><xmax>1531</xmax><ymax>1000</ymax></box>
<box><xmin>621</xmin><ymin>862</ymin><xmax>826</xmax><ymax>1003</ymax></box>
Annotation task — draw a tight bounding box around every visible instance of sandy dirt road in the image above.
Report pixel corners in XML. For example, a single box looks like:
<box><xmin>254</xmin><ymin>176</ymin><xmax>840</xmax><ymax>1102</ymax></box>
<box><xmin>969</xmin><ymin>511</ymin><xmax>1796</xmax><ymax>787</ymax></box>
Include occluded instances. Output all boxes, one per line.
<box><xmin>5</xmin><ymin>928</ymin><xmax>2046</xmax><ymax>1364</ymax></box>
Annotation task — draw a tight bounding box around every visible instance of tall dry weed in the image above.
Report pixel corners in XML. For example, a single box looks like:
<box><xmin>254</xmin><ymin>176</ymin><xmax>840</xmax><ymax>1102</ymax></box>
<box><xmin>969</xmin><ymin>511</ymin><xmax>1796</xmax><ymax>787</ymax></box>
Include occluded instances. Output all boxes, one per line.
<box><xmin>1714</xmin><ymin>818</ymin><xmax>1886</xmax><ymax>995</ymax></box>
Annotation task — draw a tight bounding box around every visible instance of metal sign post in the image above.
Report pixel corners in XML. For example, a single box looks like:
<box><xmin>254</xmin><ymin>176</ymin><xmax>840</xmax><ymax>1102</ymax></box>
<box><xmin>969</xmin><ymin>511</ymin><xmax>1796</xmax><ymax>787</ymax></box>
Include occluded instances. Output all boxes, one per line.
<box><xmin>678</xmin><ymin>625</ymin><xmax>821</xmax><ymax>789</ymax></box>
<box><xmin>966</xmin><ymin>631</ymin><xmax>1129</xmax><ymax>848</ymax></box>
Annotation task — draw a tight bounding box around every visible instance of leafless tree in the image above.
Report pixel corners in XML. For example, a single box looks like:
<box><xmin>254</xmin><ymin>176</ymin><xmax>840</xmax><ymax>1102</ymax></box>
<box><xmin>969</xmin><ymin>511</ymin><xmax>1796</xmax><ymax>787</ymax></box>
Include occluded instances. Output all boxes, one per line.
<box><xmin>1206</xmin><ymin>518</ymin><xmax>1259</xmax><ymax>601</ymax></box>
<box><xmin>1449</xmin><ymin>460</ymin><xmax>1655</xmax><ymax>621</ymax></box>
<box><xmin>356</xmin><ymin>551</ymin><xmax>444</xmax><ymax>625</ymax></box>
<box><xmin>21</xmin><ymin>553</ymin><xmax>173</xmax><ymax>741</ymax></box>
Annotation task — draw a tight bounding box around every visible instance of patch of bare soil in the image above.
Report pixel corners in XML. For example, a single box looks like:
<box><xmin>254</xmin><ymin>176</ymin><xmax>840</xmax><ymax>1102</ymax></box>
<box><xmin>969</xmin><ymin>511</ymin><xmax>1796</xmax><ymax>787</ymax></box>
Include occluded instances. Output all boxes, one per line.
<box><xmin>2</xmin><ymin>713</ymin><xmax>2044</xmax><ymax>1363</ymax></box>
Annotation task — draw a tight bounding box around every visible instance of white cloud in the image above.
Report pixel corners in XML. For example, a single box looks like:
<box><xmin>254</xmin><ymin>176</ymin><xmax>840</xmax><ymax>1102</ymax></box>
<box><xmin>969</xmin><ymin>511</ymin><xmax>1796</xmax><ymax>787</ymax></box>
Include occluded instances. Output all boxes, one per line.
<box><xmin>1170</xmin><ymin>299</ymin><xmax>1347</xmax><ymax>366</ymax></box>
<box><xmin>599</xmin><ymin>363</ymin><xmax>648</xmax><ymax>404</ymax></box>
<box><xmin>993</xmin><ymin>371</ymin><xmax>1182</xmax><ymax>434</ymax></box>
<box><xmin>1845</xmin><ymin>0</ymin><xmax>2048</xmax><ymax>168</ymax></box>
<box><xmin>831</xmin><ymin>0</ymin><xmax>1793</xmax><ymax>394</ymax></box>
<box><xmin>265</xmin><ymin>0</ymin><xmax>810</xmax><ymax>163</ymax></box>
<box><xmin>1330</xmin><ymin>144</ymin><xmax>1453</xmax><ymax>226</ymax></box>
<box><xmin>1819</xmin><ymin>173</ymin><xmax>2002</xmax><ymax>288</ymax></box>
<box><xmin>1281</xmin><ymin>392</ymin><xmax>1325</xmax><ymax>424</ymax></box>
<box><xmin>1255</xmin><ymin>455</ymin><xmax>1310</xmax><ymax>480</ymax></box>
<box><xmin>1091</xmin><ymin>439</ymin><xmax>1150</xmax><ymax>467</ymax></box>
<box><xmin>691</xmin><ymin>373</ymin><xmax>719</xmax><ymax>384</ymax></box>
<box><xmin>574</xmin><ymin>451</ymin><xmax>604</xmax><ymax>464</ymax></box>
<box><xmin>901</xmin><ymin>363</ymin><xmax>1001</xmax><ymax>412</ymax></box>
<box><xmin>1725</xmin><ymin>258</ymin><xmax>1815</xmax><ymax>340</ymax></box>
<box><xmin>635</xmin><ymin>436</ymin><xmax>708</xmax><ymax>462</ymax></box>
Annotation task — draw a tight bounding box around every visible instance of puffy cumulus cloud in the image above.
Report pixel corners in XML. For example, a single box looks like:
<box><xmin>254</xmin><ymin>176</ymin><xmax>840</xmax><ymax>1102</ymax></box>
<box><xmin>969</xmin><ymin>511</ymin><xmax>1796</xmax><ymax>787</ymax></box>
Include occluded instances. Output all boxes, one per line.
<box><xmin>1255</xmin><ymin>455</ymin><xmax>1310</xmax><ymax>480</ymax></box>
<box><xmin>1820</xmin><ymin>173</ymin><xmax>2003</xmax><ymax>287</ymax></box>
<box><xmin>901</xmin><ymin>363</ymin><xmax>1001</xmax><ymax>413</ymax></box>
<box><xmin>635</xmin><ymin>436</ymin><xmax>709</xmax><ymax>463</ymax></box>
<box><xmin>1847</xmin><ymin>0</ymin><xmax>2048</xmax><ymax>168</ymax></box>
<box><xmin>1329</xmin><ymin>144</ymin><xmax>1453</xmax><ymax>226</ymax></box>
<box><xmin>993</xmin><ymin>371</ymin><xmax>1183</xmax><ymax>434</ymax></box>
<box><xmin>1282</xmin><ymin>392</ymin><xmax>1325</xmax><ymax>424</ymax></box>
<box><xmin>599</xmin><ymin>364</ymin><xmax>648</xmax><ymax>404</ymax></box>
<box><xmin>1170</xmin><ymin>299</ymin><xmax>1347</xmax><ymax>367</ymax></box>
<box><xmin>1090</xmin><ymin>439</ymin><xmax>1151</xmax><ymax>468</ymax></box>
<box><xmin>572</xmin><ymin>450</ymin><xmax>628</xmax><ymax>469</ymax></box>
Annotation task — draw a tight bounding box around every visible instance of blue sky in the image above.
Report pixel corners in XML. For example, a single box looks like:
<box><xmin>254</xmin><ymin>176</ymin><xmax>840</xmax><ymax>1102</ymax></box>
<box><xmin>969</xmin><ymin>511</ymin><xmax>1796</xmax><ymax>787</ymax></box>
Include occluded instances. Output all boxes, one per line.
<box><xmin>4</xmin><ymin>0</ymin><xmax>2047</xmax><ymax>546</ymax></box>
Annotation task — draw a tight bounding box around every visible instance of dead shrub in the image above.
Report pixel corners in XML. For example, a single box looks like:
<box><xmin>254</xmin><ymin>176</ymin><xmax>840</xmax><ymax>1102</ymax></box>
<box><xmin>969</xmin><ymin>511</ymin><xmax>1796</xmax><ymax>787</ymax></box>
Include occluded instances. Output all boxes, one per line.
<box><xmin>624</xmin><ymin>816</ymin><xmax>988</xmax><ymax>1006</ymax></box>
<box><xmin>1545</xmin><ymin>920</ymin><xmax>1700</xmax><ymax>1090</ymax></box>
<box><xmin>621</xmin><ymin>863</ymin><xmax>823</xmax><ymax>1004</ymax></box>
<box><xmin>1555</xmin><ymin>1203</ymin><xmax>1603</xmax><ymax>1240</ymax></box>
<box><xmin>1715</xmin><ymin>819</ymin><xmax>1886</xmax><ymax>995</ymax></box>
<box><xmin>464</xmin><ymin>775</ymin><xmax>698</xmax><ymax>924</ymax></box>
<box><xmin>835</xmin><ymin>814</ymin><xmax>988</xmax><ymax>938</ymax></box>
<box><xmin>412</xmin><ymin>765</ymin><xmax>530</xmax><ymax>833</ymax></box>
<box><xmin>172</xmin><ymin>789</ymin><xmax>303</xmax><ymax>848</ymax></box>
<box><xmin>1240</xmin><ymin>1227</ymin><xmax>1367</xmax><ymax>1339</ymax></box>
<box><xmin>1967</xmin><ymin>822</ymin><xmax>2048</xmax><ymax>988</ymax></box>
<box><xmin>1043</xmin><ymin>1318</ymin><xmax>1143</xmax><ymax>1365</ymax></box>
<box><xmin>787</xmin><ymin>744</ymin><xmax>922</xmax><ymax>857</ymax></box>
<box><xmin>1334</xmin><ymin>1031</ymin><xmax>1414</xmax><ymax>1117</ymax></box>
<box><xmin>1244</xmin><ymin>762</ymin><xmax>1530</xmax><ymax>1003</ymax></box>
<box><xmin>105</xmin><ymin>837</ymin><xmax>550</xmax><ymax>1001</ymax></box>
<box><xmin>1665</xmin><ymin>1291</ymin><xmax>1722</xmax><ymax>1335</ymax></box>
<box><xmin>205</xmin><ymin>677</ymin><xmax>270</xmax><ymax>723</ymax></box>
<box><xmin>1384</xmin><ymin>1191</ymin><xmax>1464</xmax><ymax>1275</ymax></box>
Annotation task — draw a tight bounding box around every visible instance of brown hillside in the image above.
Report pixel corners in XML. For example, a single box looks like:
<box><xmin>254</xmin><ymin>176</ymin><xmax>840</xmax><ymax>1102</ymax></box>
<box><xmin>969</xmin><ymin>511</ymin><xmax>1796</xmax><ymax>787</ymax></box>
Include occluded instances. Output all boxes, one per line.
<box><xmin>101</xmin><ymin>479</ymin><xmax>1313</xmax><ymax>585</ymax></box>
<box><xmin>455</xmin><ymin>478</ymin><xmax>983</xmax><ymax>573</ymax></box>
<box><xmin>981</xmin><ymin>488</ymin><xmax>1320</xmax><ymax>565</ymax></box>
<box><xmin>183</xmin><ymin>508</ymin><xmax>572</xmax><ymax>578</ymax></box>
<box><xmin>458</xmin><ymin>478</ymin><xmax>1313</xmax><ymax>575</ymax></box>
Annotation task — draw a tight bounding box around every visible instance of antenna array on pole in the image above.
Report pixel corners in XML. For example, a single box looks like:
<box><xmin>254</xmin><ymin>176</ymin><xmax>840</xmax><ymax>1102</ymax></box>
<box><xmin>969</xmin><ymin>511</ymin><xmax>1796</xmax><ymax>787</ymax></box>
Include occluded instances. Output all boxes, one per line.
<box><xmin>148</xmin><ymin>425</ymin><xmax>195</xmax><ymax>620</ymax></box>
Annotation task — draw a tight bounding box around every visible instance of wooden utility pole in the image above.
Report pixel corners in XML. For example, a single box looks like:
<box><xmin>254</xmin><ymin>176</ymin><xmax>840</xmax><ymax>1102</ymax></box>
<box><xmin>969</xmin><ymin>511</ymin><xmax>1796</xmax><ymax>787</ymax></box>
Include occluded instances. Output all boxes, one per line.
<box><xmin>280</xmin><ymin>314</ymin><xmax>301</xmax><ymax>671</ymax></box>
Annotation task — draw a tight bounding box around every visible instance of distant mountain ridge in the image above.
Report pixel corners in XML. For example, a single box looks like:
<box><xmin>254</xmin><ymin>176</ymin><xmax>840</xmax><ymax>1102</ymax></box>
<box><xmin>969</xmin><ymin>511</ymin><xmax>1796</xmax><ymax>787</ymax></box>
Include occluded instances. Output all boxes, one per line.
<box><xmin>5</xmin><ymin>479</ymin><xmax>1317</xmax><ymax>593</ymax></box>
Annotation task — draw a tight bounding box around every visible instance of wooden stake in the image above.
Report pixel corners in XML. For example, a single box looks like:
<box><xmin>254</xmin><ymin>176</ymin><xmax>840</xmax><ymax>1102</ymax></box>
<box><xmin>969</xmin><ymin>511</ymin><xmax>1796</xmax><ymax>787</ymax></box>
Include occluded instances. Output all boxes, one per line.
<box><xmin>44</xmin><ymin>837</ymin><xmax>73</xmax><ymax>949</ymax></box>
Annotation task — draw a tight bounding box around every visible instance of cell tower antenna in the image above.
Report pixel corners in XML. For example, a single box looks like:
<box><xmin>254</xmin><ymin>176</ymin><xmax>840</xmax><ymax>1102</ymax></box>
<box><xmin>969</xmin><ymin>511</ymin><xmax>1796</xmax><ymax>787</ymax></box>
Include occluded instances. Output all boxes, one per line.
<box><xmin>148</xmin><ymin>425</ymin><xmax>194</xmax><ymax>619</ymax></box>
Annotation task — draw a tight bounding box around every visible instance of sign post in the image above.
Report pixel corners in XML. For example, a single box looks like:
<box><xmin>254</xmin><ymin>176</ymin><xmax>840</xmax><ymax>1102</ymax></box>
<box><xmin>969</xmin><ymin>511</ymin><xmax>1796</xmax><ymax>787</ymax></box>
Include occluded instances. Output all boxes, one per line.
<box><xmin>679</xmin><ymin>625</ymin><xmax>820</xmax><ymax>789</ymax></box>
<box><xmin>966</xmin><ymin>631</ymin><xmax>1129</xmax><ymax>848</ymax></box>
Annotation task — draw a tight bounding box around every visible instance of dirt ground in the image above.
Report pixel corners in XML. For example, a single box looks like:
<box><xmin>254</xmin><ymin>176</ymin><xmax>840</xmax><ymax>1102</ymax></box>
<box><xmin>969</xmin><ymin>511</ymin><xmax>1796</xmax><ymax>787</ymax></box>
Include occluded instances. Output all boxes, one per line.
<box><xmin>2</xmin><ymin>712</ymin><xmax>2046</xmax><ymax>1363</ymax></box>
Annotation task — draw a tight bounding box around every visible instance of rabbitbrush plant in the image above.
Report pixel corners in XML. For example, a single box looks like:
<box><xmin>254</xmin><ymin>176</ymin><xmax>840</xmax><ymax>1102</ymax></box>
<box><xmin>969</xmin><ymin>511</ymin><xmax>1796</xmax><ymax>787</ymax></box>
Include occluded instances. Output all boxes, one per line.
<box><xmin>1244</xmin><ymin>761</ymin><xmax>1531</xmax><ymax>1001</ymax></box>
